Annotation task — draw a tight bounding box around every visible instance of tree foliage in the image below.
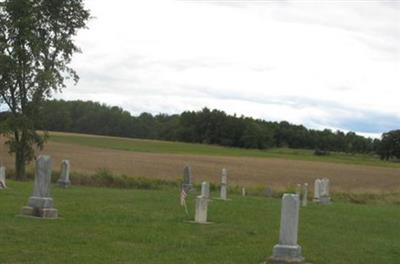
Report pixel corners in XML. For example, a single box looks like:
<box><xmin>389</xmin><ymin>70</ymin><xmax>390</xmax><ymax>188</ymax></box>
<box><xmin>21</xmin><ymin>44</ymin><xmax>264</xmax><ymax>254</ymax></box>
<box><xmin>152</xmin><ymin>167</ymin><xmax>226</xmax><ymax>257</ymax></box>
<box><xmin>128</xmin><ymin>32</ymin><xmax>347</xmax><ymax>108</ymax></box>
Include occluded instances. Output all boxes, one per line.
<box><xmin>0</xmin><ymin>0</ymin><xmax>90</xmax><ymax>179</ymax></box>
<box><xmin>33</xmin><ymin>99</ymin><xmax>384</xmax><ymax>155</ymax></box>
<box><xmin>377</xmin><ymin>130</ymin><xmax>400</xmax><ymax>160</ymax></box>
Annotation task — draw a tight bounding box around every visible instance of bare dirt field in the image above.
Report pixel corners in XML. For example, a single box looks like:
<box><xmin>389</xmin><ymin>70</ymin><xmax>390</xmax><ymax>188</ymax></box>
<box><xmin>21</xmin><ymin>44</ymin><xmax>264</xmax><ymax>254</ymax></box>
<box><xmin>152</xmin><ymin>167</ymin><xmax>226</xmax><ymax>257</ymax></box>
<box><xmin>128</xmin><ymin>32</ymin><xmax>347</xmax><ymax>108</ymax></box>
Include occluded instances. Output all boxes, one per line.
<box><xmin>1</xmin><ymin>137</ymin><xmax>399</xmax><ymax>193</ymax></box>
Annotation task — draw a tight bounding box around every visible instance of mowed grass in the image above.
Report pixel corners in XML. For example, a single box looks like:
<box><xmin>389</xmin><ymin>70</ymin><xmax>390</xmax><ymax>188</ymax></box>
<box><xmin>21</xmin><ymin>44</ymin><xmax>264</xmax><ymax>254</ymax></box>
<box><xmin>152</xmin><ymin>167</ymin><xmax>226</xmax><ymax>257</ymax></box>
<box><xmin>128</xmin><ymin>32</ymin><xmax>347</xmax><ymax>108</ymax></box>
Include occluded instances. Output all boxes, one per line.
<box><xmin>1</xmin><ymin>181</ymin><xmax>400</xmax><ymax>264</ymax></box>
<box><xmin>48</xmin><ymin>132</ymin><xmax>400</xmax><ymax>168</ymax></box>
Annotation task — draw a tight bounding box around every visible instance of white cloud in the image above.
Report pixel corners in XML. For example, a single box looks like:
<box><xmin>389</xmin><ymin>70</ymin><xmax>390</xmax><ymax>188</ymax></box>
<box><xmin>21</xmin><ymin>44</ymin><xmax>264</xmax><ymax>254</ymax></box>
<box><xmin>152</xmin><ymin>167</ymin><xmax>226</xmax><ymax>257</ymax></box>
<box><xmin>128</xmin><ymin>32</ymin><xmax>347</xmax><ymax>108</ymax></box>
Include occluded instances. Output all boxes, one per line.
<box><xmin>58</xmin><ymin>0</ymin><xmax>400</xmax><ymax>135</ymax></box>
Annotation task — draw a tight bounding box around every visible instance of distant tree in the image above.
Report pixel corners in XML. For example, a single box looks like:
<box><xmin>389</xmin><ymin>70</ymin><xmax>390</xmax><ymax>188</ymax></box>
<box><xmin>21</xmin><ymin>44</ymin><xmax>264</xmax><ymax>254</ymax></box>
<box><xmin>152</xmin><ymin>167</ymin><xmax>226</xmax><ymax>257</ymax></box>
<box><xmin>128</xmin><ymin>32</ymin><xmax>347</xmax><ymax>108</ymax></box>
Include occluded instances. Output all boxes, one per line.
<box><xmin>377</xmin><ymin>130</ymin><xmax>400</xmax><ymax>160</ymax></box>
<box><xmin>0</xmin><ymin>0</ymin><xmax>90</xmax><ymax>180</ymax></box>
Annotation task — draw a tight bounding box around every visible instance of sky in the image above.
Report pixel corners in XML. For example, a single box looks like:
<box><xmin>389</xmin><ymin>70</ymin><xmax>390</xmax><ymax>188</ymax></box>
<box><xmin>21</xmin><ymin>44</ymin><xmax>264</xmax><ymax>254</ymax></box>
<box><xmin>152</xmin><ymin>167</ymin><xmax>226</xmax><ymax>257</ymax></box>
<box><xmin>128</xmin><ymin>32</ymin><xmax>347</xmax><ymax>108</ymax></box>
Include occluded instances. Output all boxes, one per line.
<box><xmin>58</xmin><ymin>0</ymin><xmax>400</xmax><ymax>138</ymax></box>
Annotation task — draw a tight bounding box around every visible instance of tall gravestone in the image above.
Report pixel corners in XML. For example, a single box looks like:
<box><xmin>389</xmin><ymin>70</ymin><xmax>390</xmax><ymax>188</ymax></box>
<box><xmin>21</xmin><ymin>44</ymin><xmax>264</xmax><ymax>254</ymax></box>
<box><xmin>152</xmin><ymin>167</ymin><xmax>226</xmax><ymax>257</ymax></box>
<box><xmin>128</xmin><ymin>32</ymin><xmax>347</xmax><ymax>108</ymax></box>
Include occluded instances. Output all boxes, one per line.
<box><xmin>220</xmin><ymin>168</ymin><xmax>228</xmax><ymax>200</ymax></box>
<box><xmin>194</xmin><ymin>195</ymin><xmax>209</xmax><ymax>224</ymax></box>
<box><xmin>269</xmin><ymin>194</ymin><xmax>305</xmax><ymax>264</ymax></box>
<box><xmin>241</xmin><ymin>187</ymin><xmax>246</xmax><ymax>197</ymax></box>
<box><xmin>21</xmin><ymin>156</ymin><xmax>58</xmax><ymax>219</ymax></box>
<box><xmin>0</xmin><ymin>166</ymin><xmax>6</xmax><ymax>189</ymax></box>
<box><xmin>319</xmin><ymin>178</ymin><xmax>331</xmax><ymax>205</ymax></box>
<box><xmin>182</xmin><ymin>165</ymin><xmax>193</xmax><ymax>193</ymax></box>
<box><xmin>313</xmin><ymin>179</ymin><xmax>321</xmax><ymax>202</ymax></box>
<box><xmin>201</xmin><ymin>181</ymin><xmax>210</xmax><ymax>199</ymax></box>
<box><xmin>302</xmin><ymin>183</ymin><xmax>308</xmax><ymax>207</ymax></box>
<box><xmin>57</xmin><ymin>160</ymin><xmax>71</xmax><ymax>188</ymax></box>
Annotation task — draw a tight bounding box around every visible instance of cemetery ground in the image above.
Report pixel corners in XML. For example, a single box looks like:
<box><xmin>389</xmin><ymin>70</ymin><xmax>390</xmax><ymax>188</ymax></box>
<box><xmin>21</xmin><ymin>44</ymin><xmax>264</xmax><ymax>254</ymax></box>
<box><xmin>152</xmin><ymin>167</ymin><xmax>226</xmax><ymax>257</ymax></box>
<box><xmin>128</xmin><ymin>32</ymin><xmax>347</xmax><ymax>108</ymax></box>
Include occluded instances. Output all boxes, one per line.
<box><xmin>1</xmin><ymin>180</ymin><xmax>400</xmax><ymax>264</ymax></box>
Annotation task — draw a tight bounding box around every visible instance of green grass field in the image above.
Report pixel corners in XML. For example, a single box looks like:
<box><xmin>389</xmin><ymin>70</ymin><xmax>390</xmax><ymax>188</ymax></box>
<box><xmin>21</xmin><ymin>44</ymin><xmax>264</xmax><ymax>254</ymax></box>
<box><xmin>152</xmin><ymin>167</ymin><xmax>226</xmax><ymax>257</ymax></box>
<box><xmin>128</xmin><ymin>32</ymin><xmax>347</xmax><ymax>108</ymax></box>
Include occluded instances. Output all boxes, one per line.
<box><xmin>49</xmin><ymin>133</ymin><xmax>400</xmax><ymax>168</ymax></box>
<box><xmin>1</xmin><ymin>181</ymin><xmax>399</xmax><ymax>264</ymax></box>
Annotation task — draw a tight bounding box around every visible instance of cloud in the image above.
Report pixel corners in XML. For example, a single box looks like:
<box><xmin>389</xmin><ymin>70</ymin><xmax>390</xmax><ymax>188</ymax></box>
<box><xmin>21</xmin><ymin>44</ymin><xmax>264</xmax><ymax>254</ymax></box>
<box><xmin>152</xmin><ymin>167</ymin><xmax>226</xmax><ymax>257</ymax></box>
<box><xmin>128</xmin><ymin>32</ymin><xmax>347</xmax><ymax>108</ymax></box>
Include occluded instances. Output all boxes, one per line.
<box><xmin>51</xmin><ymin>0</ymin><xmax>400</xmax><ymax>137</ymax></box>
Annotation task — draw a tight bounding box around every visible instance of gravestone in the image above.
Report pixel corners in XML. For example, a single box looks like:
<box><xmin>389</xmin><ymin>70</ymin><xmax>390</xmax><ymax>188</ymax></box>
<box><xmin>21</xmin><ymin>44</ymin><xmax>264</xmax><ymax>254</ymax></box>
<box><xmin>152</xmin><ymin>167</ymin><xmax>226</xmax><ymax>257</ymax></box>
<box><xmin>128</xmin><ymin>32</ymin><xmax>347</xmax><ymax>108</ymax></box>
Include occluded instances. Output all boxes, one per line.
<box><xmin>313</xmin><ymin>179</ymin><xmax>321</xmax><ymax>202</ymax></box>
<box><xmin>319</xmin><ymin>178</ymin><xmax>331</xmax><ymax>205</ymax></box>
<box><xmin>302</xmin><ymin>183</ymin><xmax>308</xmax><ymax>207</ymax></box>
<box><xmin>241</xmin><ymin>187</ymin><xmax>246</xmax><ymax>197</ymax></box>
<box><xmin>57</xmin><ymin>160</ymin><xmax>71</xmax><ymax>188</ymax></box>
<box><xmin>21</xmin><ymin>156</ymin><xmax>58</xmax><ymax>219</ymax></box>
<box><xmin>269</xmin><ymin>194</ymin><xmax>305</xmax><ymax>264</ymax></box>
<box><xmin>182</xmin><ymin>165</ymin><xmax>193</xmax><ymax>193</ymax></box>
<box><xmin>194</xmin><ymin>195</ymin><xmax>209</xmax><ymax>224</ymax></box>
<box><xmin>220</xmin><ymin>168</ymin><xmax>228</xmax><ymax>200</ymax></box>
<box><xmin>0</xmin><ymin>166</ymin><xmax>6</xmax><ymax>189</ymax></box>
<box><xmin>201</xmin><ymin>181</ymin><xmax>210</xmax><ymax>199</ymax></box>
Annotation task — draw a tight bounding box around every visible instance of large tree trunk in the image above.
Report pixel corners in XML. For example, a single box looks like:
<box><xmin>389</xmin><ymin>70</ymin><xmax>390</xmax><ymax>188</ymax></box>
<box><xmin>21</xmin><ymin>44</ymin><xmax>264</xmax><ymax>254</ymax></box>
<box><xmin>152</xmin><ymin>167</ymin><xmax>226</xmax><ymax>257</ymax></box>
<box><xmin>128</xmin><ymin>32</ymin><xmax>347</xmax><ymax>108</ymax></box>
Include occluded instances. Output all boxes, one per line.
<box><xmin>15</xmin><ymin>148</ymin><xmax>26</xmax><ymax>181</ymax></box>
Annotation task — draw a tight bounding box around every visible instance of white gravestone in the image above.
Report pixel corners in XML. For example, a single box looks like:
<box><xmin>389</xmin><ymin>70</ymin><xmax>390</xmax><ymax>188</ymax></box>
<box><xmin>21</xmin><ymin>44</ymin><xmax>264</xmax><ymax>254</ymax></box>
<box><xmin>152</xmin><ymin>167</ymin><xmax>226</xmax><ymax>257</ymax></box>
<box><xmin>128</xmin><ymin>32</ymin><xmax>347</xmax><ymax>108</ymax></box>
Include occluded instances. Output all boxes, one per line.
<box><xmin>313</xmin><ymin>179</ymin><xmax>321</xmax><ymax>202</ymax></box>
<box><xmin>302</xmin><ymin>183</ymin><xmax>308</xmax><ymax>207</ymax></box>
<box><xmin>194</xmin><ymin>195</ymin><xmax>209</xmax><ymax>224</ymax></box>
<box><xmin>57</xmin><ymin>160</ymin><xmax>71</xmax><ymax>188</ymax></box>
<box><xmin>21</xmin><ymin>156</ymin><xmax>58</xmax><ymax>218</ymax></box>
<box><xmin>182</xmin><ymin>165</ymin><xmax>193</xmax><ymax>193</ymax></box>
<box><xmin>269</xmin><ymin>194</ymin><xmax>305</xmax><ymax>263</ymax></box>
<box><xmin>0</xmin><ymin>166</ymin><xmax>6</xmax><ymax>189</ymax></box>
<box><xmin>319</xmin><ymin>178</ymin><xmax>331</xmax><ymax>205</ymax></box>
<box><xmin>241</xmin><ymin>187</ymin><xmax>246</xmax><ymax>197</ymax></box>
<box><xmin>201</xmin><ymin>181</ymin><xmax>210</xmax><ymax>199</ymax></box>
<box><xmin>220</xmin><ymin>168</ymin><xmax>228</xmax><ymax>200</ymax></box>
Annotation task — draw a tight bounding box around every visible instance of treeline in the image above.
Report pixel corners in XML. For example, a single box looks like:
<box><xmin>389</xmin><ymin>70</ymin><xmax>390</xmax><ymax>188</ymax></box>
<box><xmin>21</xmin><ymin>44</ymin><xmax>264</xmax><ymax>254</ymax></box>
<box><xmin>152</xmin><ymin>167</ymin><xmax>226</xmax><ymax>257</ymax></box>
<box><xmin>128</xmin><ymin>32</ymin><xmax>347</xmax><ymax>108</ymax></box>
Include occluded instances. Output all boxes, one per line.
<box><xmin>2</xmin><ymin>99</ymin><xmax>398</xmax><ymax>158</ymax></box>
<box><xmin>26</xmin><ymin>99</ymin><xmax>383</xmax><ymax>154</ymax></box>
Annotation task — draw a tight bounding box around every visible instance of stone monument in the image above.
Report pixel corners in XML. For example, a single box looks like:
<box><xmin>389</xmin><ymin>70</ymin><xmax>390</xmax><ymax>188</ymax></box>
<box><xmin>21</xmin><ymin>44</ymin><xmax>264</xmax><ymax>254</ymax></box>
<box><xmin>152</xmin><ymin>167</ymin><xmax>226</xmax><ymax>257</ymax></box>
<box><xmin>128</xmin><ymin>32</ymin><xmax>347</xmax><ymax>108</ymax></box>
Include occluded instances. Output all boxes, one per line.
<box><xmin>182</xmin><ymin>165</ymin><xmax>193</xmax><ymax>193</ymax></box>
<box><xmin>201</xmin><ymin>181</ymin><xmax>210</xmax><ymax>199</ymax></box>
<box><xmin>21</xmin><ymin>156</ymin><xmax>58</xmax><ymax>219</ymax></box>
<box><xmin>194</xmin><ymin>195</ymin><xmax>209</xmax><ymax>224</ymax></box>
<box><xmin>319</xmin><ymin>178</ymin><xmax>331</xmax><ymax>205</ymax></box>
<box><xmin>241</xmin><ymin>187</ymin><xmax>246</xmax><ymax>197</ymax></box>
<box><xmin>313</xmin><ymin>179</ymin><xmax>321</xmax><ymax>202</ymax></box>
<box><xmin>269</xmin><ymin>194</ymin><xmax>305</xmax><ymax>264</ymax></box>
<box><xmin>302</xmin><ymin>183</ymin><xmax>308</xmax><ymax>207</ymax></box>
<box><xmin>220</xmin><ymin>168</ymin><xmax>228</xmax><ymax>200</ymax></box>
<box><xmin>0</xmin><ymin>166</ymin><xmax>6</xmax><ymax>189</ymax></box>
<box><xmin>57</xmin><ymin>160</ymin><xmax>71</xmax><ymax>188</ymax></box>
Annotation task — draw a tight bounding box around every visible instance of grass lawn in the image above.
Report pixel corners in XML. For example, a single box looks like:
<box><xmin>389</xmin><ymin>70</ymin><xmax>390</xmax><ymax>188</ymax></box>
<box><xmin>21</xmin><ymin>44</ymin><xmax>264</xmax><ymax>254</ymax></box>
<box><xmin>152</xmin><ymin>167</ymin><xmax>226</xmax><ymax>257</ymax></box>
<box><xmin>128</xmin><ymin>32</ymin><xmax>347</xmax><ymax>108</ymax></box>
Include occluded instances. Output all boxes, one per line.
<box><xmin>1</xmin><ymin>181</ymin><xmax>399</xmax><ymax>263</ymax></box>
<box><xmin>48</xmin><ymin>132</ymin><xmax>400</xmax><ymax>168</ymax></box>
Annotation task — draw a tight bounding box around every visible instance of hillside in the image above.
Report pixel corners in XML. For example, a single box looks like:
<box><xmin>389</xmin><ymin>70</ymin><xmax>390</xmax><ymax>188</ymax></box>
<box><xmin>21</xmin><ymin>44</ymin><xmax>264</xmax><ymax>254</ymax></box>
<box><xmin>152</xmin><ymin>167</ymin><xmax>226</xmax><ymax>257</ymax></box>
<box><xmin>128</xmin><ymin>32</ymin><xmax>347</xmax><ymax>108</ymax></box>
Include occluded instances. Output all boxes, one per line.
<box><xmin>1</xmin><ymin>132</ymin><xmax>399</xmax><ymax>194</ymax></box>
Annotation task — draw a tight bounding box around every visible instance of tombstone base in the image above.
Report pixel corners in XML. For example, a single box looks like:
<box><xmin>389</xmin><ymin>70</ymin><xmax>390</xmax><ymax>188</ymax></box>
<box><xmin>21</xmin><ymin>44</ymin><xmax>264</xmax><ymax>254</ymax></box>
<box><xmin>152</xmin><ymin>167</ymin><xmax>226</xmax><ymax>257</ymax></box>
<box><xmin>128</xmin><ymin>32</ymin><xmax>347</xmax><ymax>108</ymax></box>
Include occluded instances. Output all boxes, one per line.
<box><xmin>58</xmin><ymin>180</ymin><xmax>71</xmax><ymax>188</ymax></box>
<box><xmin>187</xmin><ymin>220</ymin><xmax>213</xmax><ymax>225</ymax></box>
<box><xmin>21</xmin><ymin>206</ymin><xmax>58</xmax><ymax>219</ymax></box>
<box><xmin>319</xmin><ymin>196</ymin><xmax>331</xmax><ymax>205</ymax></box>
<box><xmin>28</xmin><ymin>197</ymin><xmax>53</xmax><ymax>208</ymax></box>
<box><xmin>269</xmin><ymin>245</ymin><xmax>305</xmax><ymax>263</ymax></box>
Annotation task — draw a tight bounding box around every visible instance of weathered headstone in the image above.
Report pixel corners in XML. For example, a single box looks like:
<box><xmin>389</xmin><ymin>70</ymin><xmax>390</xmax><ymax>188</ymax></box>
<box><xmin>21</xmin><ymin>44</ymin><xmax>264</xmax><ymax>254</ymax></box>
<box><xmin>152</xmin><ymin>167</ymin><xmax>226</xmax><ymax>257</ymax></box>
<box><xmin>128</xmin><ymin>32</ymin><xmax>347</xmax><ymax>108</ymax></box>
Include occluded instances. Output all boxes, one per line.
<box><xmin>201</xmin><ymin>181</ymin><xmax>210</xmax><ymax>199</ymax></box>
<box><xmin>220</xmin><ymin>168</ymin><xmax>228</xmax><ymax>200</ymax></box>
<box><xmin>319</xmin><ymin>178</ymin><xmax>331</xmax><ymax>205</ymax></box>
<box><xmin>57</xmin><ymin>160</ymin><xmax>71</xmax><ymax>188</ymax></box>
<box><xmin>182</xmin><ymin>165</ymin><xmax>193</xmax><ymax>193</ymax></box>
<box><xmin>313</xmin><ymin>179</ymin><xmax>321</xmax><ymax>202</ymax></box>
<box><xmin>0</xmin><ymin>166</ymin><xmax>6</xmax><ymax>189</ymax></box>
<box><xmin>21</xmin><ymin>156</ymin><xmax>58</xmax><ymax>219</ymax></box>
<box><xmin>302</xmin><ymin>183</ymin><xmax>308</xmax><ymax>207</ymax></box>
<box><xmin>269</xmin><ymin>194</ymin><xmax>305</xmax><ymax>264</ymax></box>
<box><xmin>194</xmin><ymin>195</ymin><xmax>209</xmax><ymax>224</ymax></box>
<box><xmin>241</xmin><ymin>187</ymin><xmax>246</xmax><ymax>197</ymax></box>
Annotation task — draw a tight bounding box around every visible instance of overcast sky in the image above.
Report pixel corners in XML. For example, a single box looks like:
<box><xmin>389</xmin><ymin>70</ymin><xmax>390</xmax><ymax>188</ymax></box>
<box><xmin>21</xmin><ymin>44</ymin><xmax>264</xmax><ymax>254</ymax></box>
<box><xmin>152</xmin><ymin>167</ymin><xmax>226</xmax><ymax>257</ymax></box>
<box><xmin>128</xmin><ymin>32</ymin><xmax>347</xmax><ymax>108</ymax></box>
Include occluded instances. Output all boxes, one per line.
<box><xmin>59</xmin><ymin>0</ymin><xmax>400</xmax><ymax>138</ymax></box>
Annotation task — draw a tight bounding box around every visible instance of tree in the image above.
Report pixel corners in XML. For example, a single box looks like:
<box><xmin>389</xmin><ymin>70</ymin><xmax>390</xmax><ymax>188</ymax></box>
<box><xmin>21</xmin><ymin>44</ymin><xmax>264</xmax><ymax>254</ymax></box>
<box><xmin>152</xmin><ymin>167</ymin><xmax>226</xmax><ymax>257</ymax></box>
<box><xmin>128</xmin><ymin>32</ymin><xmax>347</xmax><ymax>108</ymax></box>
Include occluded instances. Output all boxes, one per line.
<box><xmin>377</xmin><ymin>130</ymin><xmax>400</xmax><ymax>160</ymax></box>
<box><xmin>0</xmin><ymin>0</ymin><xmax>90</xmax><ymax>180</ymax></box>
